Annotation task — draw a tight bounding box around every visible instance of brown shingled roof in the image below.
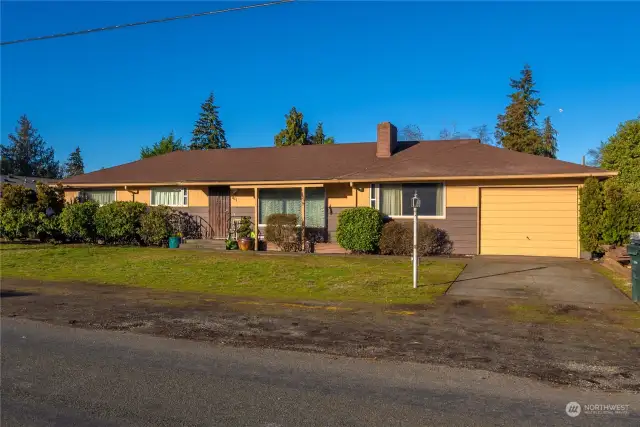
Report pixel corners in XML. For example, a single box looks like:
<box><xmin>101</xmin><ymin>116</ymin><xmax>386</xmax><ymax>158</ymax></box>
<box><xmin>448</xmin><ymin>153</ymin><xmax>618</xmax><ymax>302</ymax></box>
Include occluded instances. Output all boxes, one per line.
<box><xmin>61</xmin><ymin>139</ymin><xmax>613</xmax><ymax>186</ymax></box>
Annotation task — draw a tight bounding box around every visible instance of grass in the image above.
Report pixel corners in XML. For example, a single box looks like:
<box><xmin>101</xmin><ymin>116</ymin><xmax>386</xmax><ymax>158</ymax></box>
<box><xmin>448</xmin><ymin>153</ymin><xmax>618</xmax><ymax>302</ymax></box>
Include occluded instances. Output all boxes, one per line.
<box><xmin>507</xmin><ymin>303</ymin><xmax>584</xmax><ymax>325</ymax></box>
<box><xmin>0</xmin><ymin>245</ymin><xmax>465</xmax><ymax>304</ymax></box>
<box><xmin>592</xmin><ymin>264</ymin><xmax>633</xmax><ymax>298</ymax></box>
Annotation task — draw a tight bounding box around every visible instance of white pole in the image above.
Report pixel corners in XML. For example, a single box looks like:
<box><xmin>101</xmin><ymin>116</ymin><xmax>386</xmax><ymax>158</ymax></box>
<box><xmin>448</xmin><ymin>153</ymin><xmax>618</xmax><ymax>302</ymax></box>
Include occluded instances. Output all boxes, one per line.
<box><xmin>413</xmin><ymin>197</ymin><xmax>418</xmax><ymax>289</ymax></box>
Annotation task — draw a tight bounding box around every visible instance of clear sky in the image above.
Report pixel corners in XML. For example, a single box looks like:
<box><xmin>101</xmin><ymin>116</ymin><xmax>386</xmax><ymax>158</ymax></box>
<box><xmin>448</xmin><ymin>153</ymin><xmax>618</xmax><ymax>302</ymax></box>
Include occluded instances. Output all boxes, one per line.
<box><xmin>2</xmin><ymin>1</ymin><xmax>639</xmax><ymax>173</ymax></box>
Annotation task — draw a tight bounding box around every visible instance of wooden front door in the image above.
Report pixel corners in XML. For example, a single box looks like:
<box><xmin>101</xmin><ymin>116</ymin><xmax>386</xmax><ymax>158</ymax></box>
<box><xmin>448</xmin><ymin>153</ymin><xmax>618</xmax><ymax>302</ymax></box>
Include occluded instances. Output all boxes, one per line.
<box><xmin>208</xmin><ymin>186</ymin><xmax>231</xmax><ymax>239</ymax></box>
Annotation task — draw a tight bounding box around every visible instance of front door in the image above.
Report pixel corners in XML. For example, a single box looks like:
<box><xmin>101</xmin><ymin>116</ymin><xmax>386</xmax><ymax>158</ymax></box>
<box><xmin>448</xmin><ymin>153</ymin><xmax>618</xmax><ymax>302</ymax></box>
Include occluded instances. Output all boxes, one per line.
<box><xmin>208</xmin><ymin>186</ymin><xmax>231</xmax><ymax>239</ymax></box>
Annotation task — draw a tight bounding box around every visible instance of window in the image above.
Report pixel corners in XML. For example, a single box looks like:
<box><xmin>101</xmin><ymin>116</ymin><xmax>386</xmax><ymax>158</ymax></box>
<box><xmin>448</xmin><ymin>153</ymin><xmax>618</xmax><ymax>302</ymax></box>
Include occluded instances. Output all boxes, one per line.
<box><xmin>151</xmin><ymin>187</ymin><xmax>188</xmax><ymax>207</ymax></box>
<box><xmin>370</xmin><ymin>183</ymin><xmax>444</xmax><ymax>217</ymax></box>
<box><xmin>259</xmin><ymin>188</ymin><xmax>301</xmax><ymax>224</ymax></box>
<box><xmin>258</xmin><ymin>188</ymin><xmax>327</xmax><ymax>227</ymax></box>
<box><xmin>304</xmin><ymin>188</ymin><xmax>326</xmax><ymax>228</ymax></box>
<box><xmin>80</xmin><ymin>189</ymin><xmax>116</xmax><ymax>205</ymax></box>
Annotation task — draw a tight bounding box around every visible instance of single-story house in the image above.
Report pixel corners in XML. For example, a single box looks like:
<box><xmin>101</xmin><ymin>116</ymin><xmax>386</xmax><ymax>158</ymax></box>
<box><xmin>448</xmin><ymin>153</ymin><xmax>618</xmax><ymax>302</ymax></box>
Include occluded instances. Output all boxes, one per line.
<box><xmin>60</xmin><ymin>122</ymin><xmax>615</xmax><ymax>258</ymax></box>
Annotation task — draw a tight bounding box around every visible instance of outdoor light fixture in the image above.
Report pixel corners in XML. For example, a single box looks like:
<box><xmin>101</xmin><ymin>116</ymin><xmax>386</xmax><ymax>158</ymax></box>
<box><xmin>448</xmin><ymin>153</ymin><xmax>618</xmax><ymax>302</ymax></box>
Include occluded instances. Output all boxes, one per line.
<box><xmin>412</xmin><ymin>190</ymin><xmax>420</xmax><ymax>289</ymax></box>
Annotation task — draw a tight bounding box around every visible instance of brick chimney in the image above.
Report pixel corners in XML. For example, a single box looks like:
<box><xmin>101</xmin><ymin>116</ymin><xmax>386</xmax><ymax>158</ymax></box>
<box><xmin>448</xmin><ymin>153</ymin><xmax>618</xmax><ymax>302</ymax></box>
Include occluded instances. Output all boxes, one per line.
<box><xmin>376</xmin><ymin>122</ymin><xmax>398</xmax><ymax>158</ymax></box>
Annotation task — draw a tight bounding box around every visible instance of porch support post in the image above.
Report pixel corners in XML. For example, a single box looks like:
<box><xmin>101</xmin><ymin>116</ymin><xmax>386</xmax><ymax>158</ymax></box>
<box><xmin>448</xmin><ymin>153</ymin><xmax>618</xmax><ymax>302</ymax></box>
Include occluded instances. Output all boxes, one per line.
<box><xmin>254</xmin><ymin>187</ymin><xmax>259</xmax><ymax>250</ymax></box>
<box><xmin>300</xmin><ymin>186</ymin><xmax>306</xmax><ymax>250</ymax></box>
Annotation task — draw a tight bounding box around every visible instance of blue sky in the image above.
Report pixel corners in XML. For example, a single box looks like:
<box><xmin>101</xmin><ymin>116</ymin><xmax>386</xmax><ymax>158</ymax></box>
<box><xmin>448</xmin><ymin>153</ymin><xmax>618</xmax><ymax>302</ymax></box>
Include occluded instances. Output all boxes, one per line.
<box><xmin>2</xmin><ymin>1</ymin><xmax>639</xmax><ymax>172</ymax></box>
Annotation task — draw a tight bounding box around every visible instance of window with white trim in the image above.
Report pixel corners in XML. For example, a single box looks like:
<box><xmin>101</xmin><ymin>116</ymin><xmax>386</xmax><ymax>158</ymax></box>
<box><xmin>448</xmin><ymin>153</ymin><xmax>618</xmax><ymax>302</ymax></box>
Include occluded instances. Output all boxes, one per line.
<box><xmin>150</xmin><ymin>187</ymin><xmax>188</xmax><ymax>207</ymax></box>
<box><xmin>80</xmin><ymin>189</ymin><xmax>116</xmax><ymax>205</ymax></box>
<box><xmin>370</xmin><ymin>183</ymin><xmax>444</xmax><ymax>217</ymax></box>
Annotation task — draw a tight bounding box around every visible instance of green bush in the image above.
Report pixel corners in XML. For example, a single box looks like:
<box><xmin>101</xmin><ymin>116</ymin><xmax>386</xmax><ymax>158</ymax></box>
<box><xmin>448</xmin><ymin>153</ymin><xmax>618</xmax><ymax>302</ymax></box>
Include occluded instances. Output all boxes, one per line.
<box><xmin>379</xmin><ymin>220</ymin><xmax>453</xmax><ymax>256</ymax></box>
<box><xmin>35</xmin><ymin>182</ymin><xmax>65</xmax><ymax>215</ymax></box>
<box><xmin>140</xmin><ymin>206</ymin><xmax>173</xmax><ymax>246</ymax></box>
<box><xmin>265</xmin><ymin>213</ymin><xmax>300</xmax><ymax>252</ymax></box>
<box><xmin>0</xmin><ymin>207</ymin><xmax>38</xmax><ymax>240</ymax></box>
<box><xmin>336</xmin><ymin>207</ymin><xmax>384</xmax><ymax>253</ymax></box>
<box><xmin>236</xmin><ymin>216</ymin><xmax>254</xmax><ymax>239</ymax></box>
<box><xmin>0</xmin><ymin>184</ymin><xmax>36</xmax><ymax>210</ymax></box>
<box><xmin>95</xmin><ymin>201</ymin><xmax>147</xmax><ymax>244</ymax></box>
<box><xmin>601</xmin><ymin>179</ymin><xmax>640</xmax><ymax>245</ymax></box>
<box><xmin>59</xmin><ymin>201</ymin><xmax>99</xmax><ymax>242</ymax></box>
<box><xmin>579</xmin><ymin>177</ymin><xmax>604</xmax><ymax>252</ymax></box>
<box><xmin>225</xmin><ymin>239</ymin><xmax>239</xmax><ymax>250</ymax></box>
<box><xmin>35</xmin><ymin>213</ymin><xmax>64</xmax><ymax>243</ymax></box>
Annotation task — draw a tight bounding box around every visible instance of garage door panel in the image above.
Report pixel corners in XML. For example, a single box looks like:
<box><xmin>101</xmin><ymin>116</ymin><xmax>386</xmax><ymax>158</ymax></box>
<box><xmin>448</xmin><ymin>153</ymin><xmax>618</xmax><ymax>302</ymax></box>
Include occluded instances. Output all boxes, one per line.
<box><xmin>481</xmin><ymin>247</ymin><xmax>578</xmax><ymax>257</ymax></box>
<box><xmin>481</xmin><ymin>210</ymin><xmax>577</xmax><ymax>219</ymax></box>
<box><xmin>480</xmin><ymin>187</ymin><xmax>578</xmax><ymax>258</ymax></box>
<box><xmin>481</xmin><ymin>217</ymin><xmax>578</xmax><ymax>226</ymax></box>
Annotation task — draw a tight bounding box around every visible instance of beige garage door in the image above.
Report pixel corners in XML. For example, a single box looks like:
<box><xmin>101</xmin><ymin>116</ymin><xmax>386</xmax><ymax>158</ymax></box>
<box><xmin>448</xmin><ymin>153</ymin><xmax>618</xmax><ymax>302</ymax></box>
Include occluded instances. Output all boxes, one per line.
<box><xmin>480</xmin><ymin>187</ymin><xmax>578</xmax><ymax>258</ymax></box>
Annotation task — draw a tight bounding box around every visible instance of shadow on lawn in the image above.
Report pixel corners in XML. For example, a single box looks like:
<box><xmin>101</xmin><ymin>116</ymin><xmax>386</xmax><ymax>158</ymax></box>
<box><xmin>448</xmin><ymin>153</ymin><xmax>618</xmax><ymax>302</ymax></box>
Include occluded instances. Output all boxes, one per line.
<box><xmin>424</xmin><ymin>266</ymin><xmax>548</xmax><ymax>288</ymax></box>
<box><xmin>1</xmin><ymin>290</ymin><xmax>35</xmax><ymax>298</ymax></box>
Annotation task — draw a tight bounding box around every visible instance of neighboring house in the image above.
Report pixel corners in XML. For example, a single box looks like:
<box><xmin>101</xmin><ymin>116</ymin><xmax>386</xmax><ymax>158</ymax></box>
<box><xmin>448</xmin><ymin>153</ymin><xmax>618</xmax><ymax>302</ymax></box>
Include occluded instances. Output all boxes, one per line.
<box><xmin>59</xmin><ymin>122</ymin><xmax>615</xmax><ymax>258</ymax></box>
<box><xmin>0</xmin><ymin>174</ymin><xmax>57</xmax><ymax>197</ymax></box>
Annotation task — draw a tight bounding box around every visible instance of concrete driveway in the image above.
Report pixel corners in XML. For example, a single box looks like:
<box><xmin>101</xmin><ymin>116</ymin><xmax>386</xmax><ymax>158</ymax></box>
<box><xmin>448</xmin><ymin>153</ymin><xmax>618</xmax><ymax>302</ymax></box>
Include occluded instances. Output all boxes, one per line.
<box><xmin>447</xmin><ymin>256</ymin><xmax>634</xmax><ymax>307</ymax></box>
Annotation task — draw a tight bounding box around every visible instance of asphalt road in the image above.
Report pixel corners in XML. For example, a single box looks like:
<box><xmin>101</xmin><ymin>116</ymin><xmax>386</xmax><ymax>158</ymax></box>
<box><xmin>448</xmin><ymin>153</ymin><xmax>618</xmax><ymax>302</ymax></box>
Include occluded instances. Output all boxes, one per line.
<box><xmin>2</xmin><ymin>318</ymin><xmax>638</xmax><ymax>426</ymax></box>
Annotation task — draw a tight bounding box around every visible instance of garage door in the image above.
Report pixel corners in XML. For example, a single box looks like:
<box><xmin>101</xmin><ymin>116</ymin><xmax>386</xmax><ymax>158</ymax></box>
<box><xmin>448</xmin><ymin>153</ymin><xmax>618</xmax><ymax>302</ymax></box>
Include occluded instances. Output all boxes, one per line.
<box><xmin>480</xmin><ymin>187</ymin><xmax>578</xmax><ymax>258</ymax></box>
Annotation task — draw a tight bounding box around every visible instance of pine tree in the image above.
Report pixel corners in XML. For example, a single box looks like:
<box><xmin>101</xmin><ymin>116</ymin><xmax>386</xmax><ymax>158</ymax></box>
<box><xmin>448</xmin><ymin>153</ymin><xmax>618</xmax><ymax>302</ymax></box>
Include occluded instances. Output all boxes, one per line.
<box><xmin>309</xmin><ymin>122</ymin><xmax>335</xmax><ymax>145</ymax></box>
<box><xmin>190</xmin><ymin>93</ymin><xmax>229</xmax><ymax>150</ymax></box>
<box><xmin>0</xmin><ymin>115</ymin><xmax>61</xmax><ymax>178</ymax></box>
<box><xmin>495</xmin><ymin>64</ymin><xmax>544</xmax><ymax>155</ymax></box>
<box><xmin>274</xmin><ymin>107</ymin><xmax>310</xmax><ymax>146</ymax></box>
<box><xmin>64</xmin><ymin>147</ymin><xmax>85</xmax><ymax>177</ymax></box>
<box><xmin>539</xmin><ymin>116</ymin><xmax>558</xmax><ymax>158</ymax></box>
<box><xmin>141</xmin><ymin>132</ymin><xmax>185</xmax><ymax>159</ymax></box>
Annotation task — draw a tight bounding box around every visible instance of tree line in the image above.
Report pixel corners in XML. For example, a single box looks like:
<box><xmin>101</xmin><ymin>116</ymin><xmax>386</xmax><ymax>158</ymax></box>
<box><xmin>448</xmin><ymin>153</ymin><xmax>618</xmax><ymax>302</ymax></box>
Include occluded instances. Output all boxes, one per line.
<box><xmin>140</xmin><ymin>94</ymin><xmax>335</xmax><ymax>159</ymax></box>
<box><xmin>1</xmin><ymin>116</ymin><xmax>85</xmax><ymax>179</ymax></box>
<box><xmin>400</xmin><ymin>64</ymin><xmax>559</xmax><ymax>158</ymax></box>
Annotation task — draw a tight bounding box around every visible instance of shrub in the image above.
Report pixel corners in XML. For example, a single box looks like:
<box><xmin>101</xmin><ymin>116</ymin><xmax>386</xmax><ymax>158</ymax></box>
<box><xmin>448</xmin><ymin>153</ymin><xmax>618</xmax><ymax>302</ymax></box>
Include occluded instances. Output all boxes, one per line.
<box><xmin>336</xmin><ymin>207</ymin><xmax>383</xmax><ymax>253</ymax></box>
<box><xmin>225</xmin><ymin>239</ymin><xmax>239</xmax><ymax>250</ymax></box>
<box><xmin>265</xmin><ymin>213</ymin><xmax>300</xmax><ymax>252</ymax></box>
<box><xmin>0</xmin><ymin>183</ymin><xmax>36</xmax><ymax>210</ymax></box>
<box><xmin>601</xmin><ymin>179</ymin><xmax>639</xmax><ymax>245</ymax></box>
<box><xmin>0</xmin><ymin>207</ymin><xmax>37</xmax><ymax>240</ymax></box>
<box><xmin>35</xmin><ymin>182</ymin><xmax>65</xmax><ymax>215</ymax></box>
<box><xmin>95</xmin><ymin>201</ymin><xmax>147</xmax><ymax>244</ymax></box>
<box><xmin>236</xmin><ymin>216</ymin><xmax>253</xmax><ymax>239</ymax></box>
<box><xmin>579</xmin><ymin>177</ymin><xmax>604</xmax><ymax>252</ymax></box>
<box><xmin>59</xmin><ymin>201</ymin><xmax>99</xmax><ymax>242</ymax></box>
<box><xmin>35</xmin><ymin>213</ymin><xmax>64</xmax><ymax>243</ymax></box>
<box><xmin>140</xmin><ymin>206</ymin><xmax>173</xmax><ymax>246</ymax></box>
<box><xmin>379</xmin><ymin>220</ymin><xmax>453</xmax><ymax>256</ymax></box>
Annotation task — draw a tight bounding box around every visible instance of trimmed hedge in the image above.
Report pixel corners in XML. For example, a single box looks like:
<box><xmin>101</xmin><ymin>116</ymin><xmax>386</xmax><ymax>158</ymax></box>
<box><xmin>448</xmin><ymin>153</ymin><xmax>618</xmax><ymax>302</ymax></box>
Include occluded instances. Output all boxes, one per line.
<box><xmin>601</xmin><ymin>179</ymin><xmax>640</xmax><ymax>245</ymax></box>
<box><xmin>579</xmin><ymin>177</ymin><xmax>604</xmax><ymax>252</ymax></box>
<box><xmin>379</xmin><ymin>220</ymin><xmax>453</xmax><ymax>256</ymax></box>
<box><xmin>140</xmin><ymin>205</ymin><xmax>173</xmax><ymax>246</ymax></box>
<box><xmin>59</xmin><ymin>201</ymin><xmax>99</xmax><ymax>242</ymax></box>
<box><xmin>265</xmin><ymin>213</ymin><xmax>300</xmax><ymax>252</ymax></box>
<box><xmin>95</xmin><ymin>201</ymin><xmax>147</xmax><ymax>244</ymax></box>
<box><xmin>336</xmin><ymin>207</ymin><xmax>384</xmax><ymax>253</ymax></box>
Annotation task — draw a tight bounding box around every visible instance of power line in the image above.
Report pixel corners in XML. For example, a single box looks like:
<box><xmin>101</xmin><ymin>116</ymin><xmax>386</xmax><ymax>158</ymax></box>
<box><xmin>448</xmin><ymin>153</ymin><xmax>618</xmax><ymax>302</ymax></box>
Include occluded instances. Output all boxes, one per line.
<box><xmin>1</xmin><ymin>0</ymin><xmax>294</xmax><ymax>46</ymax></box>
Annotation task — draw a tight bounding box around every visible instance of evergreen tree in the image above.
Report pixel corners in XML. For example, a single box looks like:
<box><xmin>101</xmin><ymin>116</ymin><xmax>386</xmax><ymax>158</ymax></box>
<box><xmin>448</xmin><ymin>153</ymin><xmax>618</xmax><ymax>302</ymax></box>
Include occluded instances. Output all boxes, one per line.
<box><xmin>274</xmin><ymin>107</ymin><xmax>310</xmax><ymax>146</ymax></box>
<box><xmin>309</xmin><ymin>122</ymin><xmax>335</xmax><ymax>145</ymax></box>
<box><xmin>190</xmin><ymin>93</ymin><xmax>229</xmax><ymax>150</ymax></box>
<box><xmin>495</xmin><ymin>64</ymin><xmax>544</xmax><ymax>155</ymax></box>
<box><xmin>141</xmin><ymin>132</ymin><xmax>186</xmax><ymax>159</ymax></box>
<box><xmin>539</xmin><ymin>116</ymin><xmax>558</xmax><ymax>158</ymax></box>
<box><xmin>64</xmin><ymin>147</ymin><xmax>85</xmax><ymax>177</ymax></box>
<box><xmin>0</xmin><ymin>115</ymin><xmax>61</xmax><ymax>178</ymax></box>
<box><xmin>600</xmin><ymin>117</ymin><xmax>640</xmax><ymax>193</ymax></box>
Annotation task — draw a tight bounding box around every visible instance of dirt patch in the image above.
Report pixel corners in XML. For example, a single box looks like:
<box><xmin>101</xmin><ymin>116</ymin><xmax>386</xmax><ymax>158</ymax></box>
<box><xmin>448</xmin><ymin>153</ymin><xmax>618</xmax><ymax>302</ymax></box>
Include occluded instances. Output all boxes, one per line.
<box><xmin>2</xmin><ymin>278</ymin><xmax>640</xmax><ymax>392</ymax></box>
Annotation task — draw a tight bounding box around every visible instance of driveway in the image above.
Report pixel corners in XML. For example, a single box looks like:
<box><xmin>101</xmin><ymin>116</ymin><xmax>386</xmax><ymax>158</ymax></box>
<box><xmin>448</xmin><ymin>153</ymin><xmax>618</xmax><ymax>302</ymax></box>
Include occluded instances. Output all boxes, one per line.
<box><xmin>447</xmin><ymin>256</ymin><xmax>634</xmax><ymax>307</ymax></box>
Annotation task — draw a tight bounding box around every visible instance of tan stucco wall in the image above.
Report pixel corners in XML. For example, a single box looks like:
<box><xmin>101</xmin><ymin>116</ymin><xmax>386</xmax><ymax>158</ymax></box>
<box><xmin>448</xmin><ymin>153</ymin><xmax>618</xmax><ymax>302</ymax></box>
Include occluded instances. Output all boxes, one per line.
<box><xmin>188</xmin><ymin>187</ymin><xmax>209</xmax><ymax>207</ymax></box>
<box><xmin>326</xmin><ymin>183</ymin><xmax>356</xmax><ymax>207</ymax></box>
<box><xmin>231</xmin><ymin>189</ymin><xmax>255</xmax><ymax>207</ymax></box>
<box><xmin>446</xmin><ymin>185</ymin><xmax>478</xmax><ymax>208</ymax></box>
<box><xmin>64</xmin><ymin>190</ymin><xmax>77</xmax><ymax>203</ymax></box>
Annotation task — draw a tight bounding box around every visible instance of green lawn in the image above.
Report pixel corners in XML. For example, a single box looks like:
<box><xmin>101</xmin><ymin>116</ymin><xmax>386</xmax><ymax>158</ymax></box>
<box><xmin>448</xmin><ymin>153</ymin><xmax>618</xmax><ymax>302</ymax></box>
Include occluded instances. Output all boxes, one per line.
<box><xmin>0</xmin><ymin>245</ymin><xmax>465</xmax><ymax>304</ymax></box>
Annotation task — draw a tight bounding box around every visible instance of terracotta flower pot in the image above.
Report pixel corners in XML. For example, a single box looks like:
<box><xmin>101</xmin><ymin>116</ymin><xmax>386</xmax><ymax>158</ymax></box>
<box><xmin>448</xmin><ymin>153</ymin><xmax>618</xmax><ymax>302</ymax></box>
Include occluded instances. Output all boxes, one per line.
<box><xmin>238</xmin><ymin>237</ymin><xmax>254</xmax><ymax>251</ymax></box>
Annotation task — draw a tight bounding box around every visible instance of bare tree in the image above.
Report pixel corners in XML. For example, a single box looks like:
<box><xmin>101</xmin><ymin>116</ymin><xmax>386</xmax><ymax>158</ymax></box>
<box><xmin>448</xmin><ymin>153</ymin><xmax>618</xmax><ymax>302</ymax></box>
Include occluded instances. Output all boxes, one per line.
<box><xmin>399</xmin><ymin>124</ymin><xmax>424</xmax><ymax>141</ymax></box>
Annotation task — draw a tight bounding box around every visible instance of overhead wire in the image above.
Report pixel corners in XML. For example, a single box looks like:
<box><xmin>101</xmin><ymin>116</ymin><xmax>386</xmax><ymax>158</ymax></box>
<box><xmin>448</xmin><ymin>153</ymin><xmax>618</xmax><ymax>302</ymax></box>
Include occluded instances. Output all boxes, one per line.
<box><xmin>1</xmin><ymin>0</ymin><xmax>295</xmax><ymax>46</ymax></box>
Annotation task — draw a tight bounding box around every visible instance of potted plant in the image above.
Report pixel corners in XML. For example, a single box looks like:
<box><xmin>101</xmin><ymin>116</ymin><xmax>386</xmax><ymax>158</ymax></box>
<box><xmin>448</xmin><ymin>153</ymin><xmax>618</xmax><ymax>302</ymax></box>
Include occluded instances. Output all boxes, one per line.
<box><xmin>236</xmin><ymin>216</ymin><xmax>254</xmax><ymax>251</ymax></box>
<box><xmin>168</xmin><ymin>231</ymin><xmax>182</xmax><ymax>249</ymax></box>
<box><xmin>225</xmin><ymin>238</ymin><xmax>239</xmax><ymax>250</ymax></box>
